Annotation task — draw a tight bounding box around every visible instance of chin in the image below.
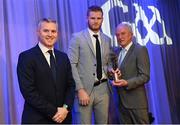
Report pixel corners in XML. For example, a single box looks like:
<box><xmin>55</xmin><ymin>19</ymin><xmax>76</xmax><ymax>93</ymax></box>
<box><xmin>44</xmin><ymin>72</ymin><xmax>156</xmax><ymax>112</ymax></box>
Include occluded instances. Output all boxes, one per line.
<box><xmin>45</xmin><ymin>43</ymin><xmax>54</xmax><ymax>48</ymax></box>
<box><xmin>90</xmin><ymin>26</ymin><xmax>100</xmax><ymax>31</ymax></box>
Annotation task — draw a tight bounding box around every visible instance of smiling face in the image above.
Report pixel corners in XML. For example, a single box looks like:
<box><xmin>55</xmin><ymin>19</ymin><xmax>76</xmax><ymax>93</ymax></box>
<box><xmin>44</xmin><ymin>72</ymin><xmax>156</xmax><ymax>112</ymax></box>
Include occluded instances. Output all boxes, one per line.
<box><xmin>116</xmin><ymin>24</ymin><xmax>133</xmax><ymax>48</ymax></box>
<box><xmin>37</xmin><ymin>21</ymin><xmax>58</xmax><ymax>49</ymax></box>
<box><xmin>87</xmin><ymin>11</ymin><xmax>103</xmax><ymax>33</ymax></box>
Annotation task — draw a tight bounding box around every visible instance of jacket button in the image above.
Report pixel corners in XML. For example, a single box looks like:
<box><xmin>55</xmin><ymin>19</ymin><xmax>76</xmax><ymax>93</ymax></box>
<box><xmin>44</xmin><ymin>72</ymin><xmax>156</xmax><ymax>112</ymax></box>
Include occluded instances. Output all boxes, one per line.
<box><xmin>93</xmin><ymin>73</ymin><xmax>95</xmax><ymax>76</ymax></box>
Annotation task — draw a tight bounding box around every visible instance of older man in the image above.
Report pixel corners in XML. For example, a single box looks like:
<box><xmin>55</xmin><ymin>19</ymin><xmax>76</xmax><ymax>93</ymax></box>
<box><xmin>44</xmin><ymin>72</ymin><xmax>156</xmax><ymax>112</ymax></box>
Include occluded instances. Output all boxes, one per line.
<box><xmin>111</xmin><ymin>22</ymin><xmax>150</xmax><ymax>124</ymax></box>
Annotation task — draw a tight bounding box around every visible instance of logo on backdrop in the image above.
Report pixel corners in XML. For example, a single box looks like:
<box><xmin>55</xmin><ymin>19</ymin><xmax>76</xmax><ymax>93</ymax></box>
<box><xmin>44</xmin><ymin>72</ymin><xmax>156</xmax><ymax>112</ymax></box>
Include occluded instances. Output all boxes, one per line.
<box><xmin>101</xmin><ymin>0</ymin><xmax>173</xmax><ymax>46</ymax></box>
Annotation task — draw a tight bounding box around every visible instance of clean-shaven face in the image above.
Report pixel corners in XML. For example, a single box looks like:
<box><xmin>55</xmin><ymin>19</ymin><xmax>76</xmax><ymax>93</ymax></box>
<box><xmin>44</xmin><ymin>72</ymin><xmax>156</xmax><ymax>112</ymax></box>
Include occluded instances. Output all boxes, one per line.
<box><xmin>116</xmin><ymin>25</ymin><xmax>133</xmax><ymax>48</ymax></box>
<box><xmin>37</xmin><ymin>22</ymin><xmax>58</xmax><ymax>49</ymax></box>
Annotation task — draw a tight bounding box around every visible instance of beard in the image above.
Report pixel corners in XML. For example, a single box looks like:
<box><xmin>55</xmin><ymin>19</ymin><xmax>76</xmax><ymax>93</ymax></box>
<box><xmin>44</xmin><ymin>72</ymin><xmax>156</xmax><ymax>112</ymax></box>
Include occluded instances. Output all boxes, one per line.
<box><xmin>88</xmin><ymin>23</ymin><xmax>101</xmax><ymax>32</ymax></box>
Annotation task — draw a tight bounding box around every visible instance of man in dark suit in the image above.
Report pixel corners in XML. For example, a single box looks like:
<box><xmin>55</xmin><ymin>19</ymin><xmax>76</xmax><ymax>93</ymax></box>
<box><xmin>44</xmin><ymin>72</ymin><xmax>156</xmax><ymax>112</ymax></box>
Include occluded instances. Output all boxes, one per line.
<box><xmin>110</xmin><ymin>22</ymin><xmax>150</xmax><ymax>124</ymax></box>
<box><xmin>17</xmin><ymin>18</ymin><xmax>75</xmax><ymax>124</ymax></box>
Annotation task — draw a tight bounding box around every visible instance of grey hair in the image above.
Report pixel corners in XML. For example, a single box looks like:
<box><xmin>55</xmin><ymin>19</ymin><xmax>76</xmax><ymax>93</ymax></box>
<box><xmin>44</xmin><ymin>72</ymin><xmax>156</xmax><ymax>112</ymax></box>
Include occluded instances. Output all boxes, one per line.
<box><xmin>37</xmin><ymin>18</ymin><xmax>58</xmax><ymax>30</ymax></box>
<box><xmin>117</xmin><ymin>22</ymin><xmax>133</xmax><ymax>33</ymax></box>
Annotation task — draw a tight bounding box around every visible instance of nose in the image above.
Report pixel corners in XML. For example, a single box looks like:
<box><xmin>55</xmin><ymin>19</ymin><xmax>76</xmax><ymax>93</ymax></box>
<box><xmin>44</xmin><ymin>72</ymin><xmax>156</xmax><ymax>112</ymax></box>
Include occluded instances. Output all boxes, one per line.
<box><xmin>47</xmin><ymin>31</ymin><xmax>53</xmax><ymax>36</ymax></box>
<box><xmin>94</xmin><ymin>18</ymin><xmax>99</xmax><ymax>23</ymax></box>
<box><xmin>119</xmin><ymin>35</ymin><xmax>123</xmax><ymax>39</ymax></box>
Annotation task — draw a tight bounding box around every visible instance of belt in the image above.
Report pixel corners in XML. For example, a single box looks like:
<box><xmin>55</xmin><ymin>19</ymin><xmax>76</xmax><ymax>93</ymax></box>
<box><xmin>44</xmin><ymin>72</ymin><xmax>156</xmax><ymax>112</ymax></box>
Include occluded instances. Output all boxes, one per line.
<box><xmin>94</xmin><ymin>79</ymin><xmax>107</xmax><ymax>87</ymax></box>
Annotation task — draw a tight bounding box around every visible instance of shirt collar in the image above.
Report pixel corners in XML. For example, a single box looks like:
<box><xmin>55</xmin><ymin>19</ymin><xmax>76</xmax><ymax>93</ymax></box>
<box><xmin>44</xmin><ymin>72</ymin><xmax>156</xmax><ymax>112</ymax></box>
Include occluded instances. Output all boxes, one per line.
<box><xmin>88</xmin><ymin>28</ymin><xmax>100</xmax><ymax>37</ymax></box>
<box><xmin>121</xmin><ymin>41</ymin><xmax>133</xmax><ymax>51</ymax></box>
<box><xmin>38</xmin><ymin>42</ymin><xmax>54</xmax><ymax>54</ymax></box>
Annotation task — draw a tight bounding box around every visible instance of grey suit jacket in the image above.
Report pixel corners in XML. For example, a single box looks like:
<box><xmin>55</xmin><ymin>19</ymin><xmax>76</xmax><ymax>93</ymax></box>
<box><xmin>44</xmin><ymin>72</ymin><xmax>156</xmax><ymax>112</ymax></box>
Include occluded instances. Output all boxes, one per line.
<box><xmin>113</xmin><ymin>42</ymin><xmax>150</xmax><ymax>109</ymax></box>
<box><xmin>68</xmin><ymin>29</ymin><xmax>111</xmax><ymax>95</ymax></box>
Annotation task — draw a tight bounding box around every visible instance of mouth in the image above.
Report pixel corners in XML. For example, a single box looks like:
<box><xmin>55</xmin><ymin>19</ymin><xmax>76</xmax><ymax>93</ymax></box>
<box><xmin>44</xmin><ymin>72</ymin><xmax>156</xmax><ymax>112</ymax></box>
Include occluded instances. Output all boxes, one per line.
<box><xmin>46</xmin><ymin>37</ymin><xmax>54</xmax><ymax>41</ymax></box>
<box><xmin>120</xmin><ymin>39</ymin><xmax>125</xmax><ymax>42</ymax></box>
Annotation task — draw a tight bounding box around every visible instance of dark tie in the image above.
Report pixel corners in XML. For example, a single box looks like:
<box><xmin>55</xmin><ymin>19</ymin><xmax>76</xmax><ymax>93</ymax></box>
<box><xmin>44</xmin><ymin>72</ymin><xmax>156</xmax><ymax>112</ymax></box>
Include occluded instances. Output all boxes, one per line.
<box><xmin>48</xmin><ymin>50</ymin><xmax>56</xmax><ymax>81</ymax></box>
<box><xmin>93</xmin><ymin>34</ymin><xmax>102</xmax><ymax>80</ymax></box>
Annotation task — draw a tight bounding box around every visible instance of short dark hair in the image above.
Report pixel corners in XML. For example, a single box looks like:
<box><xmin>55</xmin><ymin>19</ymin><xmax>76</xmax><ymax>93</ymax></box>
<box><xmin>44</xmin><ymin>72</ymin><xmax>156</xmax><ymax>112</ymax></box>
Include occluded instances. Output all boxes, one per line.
<box><xmin>37</xmin><ymin>18</ymin><xmax>58</xmax><ymax>30</ymax></box>
<box><xmin>87</xmin><ymin>5</ymin><xmax>103</xmax><ymax>16</ymax></box>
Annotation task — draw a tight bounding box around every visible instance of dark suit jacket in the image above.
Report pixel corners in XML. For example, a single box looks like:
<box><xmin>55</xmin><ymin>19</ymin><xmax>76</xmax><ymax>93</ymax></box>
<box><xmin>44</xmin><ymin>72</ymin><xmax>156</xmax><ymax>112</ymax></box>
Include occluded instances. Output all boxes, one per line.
<box><xmin>113</xmin><ymin>42</ymin><xmax>150</xmax><ymax>109</ymax></box>
<box><xmin>17</xmin><ymin>45</ymin><xmax>75</xmax><ymax>124</ymax></box>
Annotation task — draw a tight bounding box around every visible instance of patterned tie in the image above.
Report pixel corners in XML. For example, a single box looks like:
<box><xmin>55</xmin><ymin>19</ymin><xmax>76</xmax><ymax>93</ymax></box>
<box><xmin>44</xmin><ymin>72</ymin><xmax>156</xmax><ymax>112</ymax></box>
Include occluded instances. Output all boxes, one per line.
<box><xmin>93</xmin><ymin>34</ymin><xmax>102</xmax><ymax>80</ymax></box>
<box><xmin>118</xmin><ymin>48</ymin><xmax>126</xmax><ymax>66</ymax></box>
<box><xmin>48</xmin><ymin>50</ymin><xmax>56</xmax><ymax>81</ymax></box>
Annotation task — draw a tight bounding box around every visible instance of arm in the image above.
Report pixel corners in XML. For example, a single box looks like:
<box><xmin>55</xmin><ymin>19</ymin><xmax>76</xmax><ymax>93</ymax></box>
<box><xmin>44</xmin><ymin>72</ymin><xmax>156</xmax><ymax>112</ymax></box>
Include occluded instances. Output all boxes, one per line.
<box><xmin>126</xmin><ymin>46</ymin><xmax>150</xmax><ymax>90</ymax></box>
<box><xmin>112</xmin><ymin>46</ymin><xmax>150</xmax><ymax>90</ymax></box>
<box><xmin>63</xmin><ymin>54</ymin><xmax>75</xmax><ymax>110</ymax></box>
<box><xmin>53</xmin><ymin>55</ymin><xmax>75</xmax><ymax>123</ymax></box>
<box><xmin>67</xmin><ymin>35</ymin><xmax>84</xmax><ymax>90</ymax></box>
<box><xmin>68</xmin><ymin>34</ymin><xmax>90</xmax><ymax>106</ymax></box>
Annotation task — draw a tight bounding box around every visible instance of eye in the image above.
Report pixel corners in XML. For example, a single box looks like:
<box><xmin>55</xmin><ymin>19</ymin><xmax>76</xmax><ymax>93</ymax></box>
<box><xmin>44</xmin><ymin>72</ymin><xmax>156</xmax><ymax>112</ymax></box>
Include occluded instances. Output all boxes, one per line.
<box><xmin>90</xmin><ymin>17</ymin><xmax>96</xmax><ymax>20</ymax></box>
<box><xmin>51</xmin><ymin>30</ymin><xmax>57</xmax><ymax>33</ymax></box>
<box><xmin>121</xmin><ymin>32</ymin><xmax>126</xmax><ymax>35</ymax></box>
<box><xmin>43</xmin><ymin>29</ymin><xmax>49</xmax><ymax>32</ymax></box>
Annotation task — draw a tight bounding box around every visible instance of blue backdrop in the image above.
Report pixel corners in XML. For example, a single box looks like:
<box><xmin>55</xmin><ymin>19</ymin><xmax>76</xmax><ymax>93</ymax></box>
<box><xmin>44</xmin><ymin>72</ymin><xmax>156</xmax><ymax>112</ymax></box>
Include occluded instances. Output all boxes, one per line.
<box><xmin>0</xmin><ymin>0</ymin><xmax>180</xmax><ymax>123</ymax></box>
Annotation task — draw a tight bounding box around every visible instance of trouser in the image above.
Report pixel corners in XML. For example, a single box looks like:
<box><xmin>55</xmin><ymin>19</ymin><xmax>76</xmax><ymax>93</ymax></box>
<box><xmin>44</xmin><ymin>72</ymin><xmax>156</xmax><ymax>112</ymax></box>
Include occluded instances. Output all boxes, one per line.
<box><xmin>119</xmin><ymin>102</ymin><xmax>149</xmax><ymax>124</ymax></box>
<box><xmin>73</xmin><ymin>82</ymin><xmax>110</xmax><ymax>124</ymax></box>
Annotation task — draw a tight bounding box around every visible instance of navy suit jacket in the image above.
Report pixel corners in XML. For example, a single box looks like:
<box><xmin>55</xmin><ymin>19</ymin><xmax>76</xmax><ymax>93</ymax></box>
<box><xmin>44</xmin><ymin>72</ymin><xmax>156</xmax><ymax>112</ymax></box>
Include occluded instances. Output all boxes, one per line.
<box><xmin>17</xmin><ymin>45</ymin><xmax>75</xmax><ymax>123</ymax></box>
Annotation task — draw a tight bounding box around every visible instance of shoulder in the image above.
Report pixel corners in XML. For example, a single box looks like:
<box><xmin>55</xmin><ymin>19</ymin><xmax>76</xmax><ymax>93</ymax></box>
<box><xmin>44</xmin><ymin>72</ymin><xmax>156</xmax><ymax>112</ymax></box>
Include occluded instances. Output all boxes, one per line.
<box><xmin>131</xmin><ymin>42</ymin><xmax>146</xmax><ymax>51</ymax></box>
<box><xmin>100</xmin><ymin>32</ymin><xmax>111</xmax><ymax>41</ymax></box>
<box><xmin>133</xmin><ymin>42</ymin><xmax>148</xmax><ymax>56</ymax></box>
<box><xmin>54</xmin><ymin>49</ymin><xmax>68</xmax><ymax>59</ymax></box>
<box><xmin>19</xmin><ymin>45</ymin><xmax>38</xmax><ymax>59</ymax></box>
<box><xmin>17</xmin><ymin>45</ymin><xmax>39</xmax><ymax>66</ymax></box>
<box><xmin>69</xmin><ymin>29</ymin><xmax>87</xmax><ymax>44</ymax></box>
<box><xmin>134</xmin><ymin>42</ymin><xmax>147</xmax><ymax>51</ymax></box>
<box><xmin>55</xmin><ymin>50</ymin><xmax>71</xmax><ymax>65</ymax></box>
<box><xmin>71</xmin><ymin>29</ymin><xmax>87</xmax><ymax>38</ymax></box>
<box><xmin>100</xmin><ymin>32</ymin><xmax>111</xmax><ymax>48</ymax></box>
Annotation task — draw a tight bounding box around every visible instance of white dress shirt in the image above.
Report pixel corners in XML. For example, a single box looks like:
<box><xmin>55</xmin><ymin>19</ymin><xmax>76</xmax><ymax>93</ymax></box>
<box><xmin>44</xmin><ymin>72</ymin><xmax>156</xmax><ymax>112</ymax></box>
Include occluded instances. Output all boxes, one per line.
<box><xmin>88</xmin><ymin>28</ymin><xmax>107</xmax><ymax>80</ymax></box>
<box><xmin>38</xmin><ymin>42</ymin><xmax>55</xmax><ymax>67</ymax></box>
<box><xmin>118</xmin><ymin>41</ymin><xmax>133</xmax><ymax>65</ymax></box>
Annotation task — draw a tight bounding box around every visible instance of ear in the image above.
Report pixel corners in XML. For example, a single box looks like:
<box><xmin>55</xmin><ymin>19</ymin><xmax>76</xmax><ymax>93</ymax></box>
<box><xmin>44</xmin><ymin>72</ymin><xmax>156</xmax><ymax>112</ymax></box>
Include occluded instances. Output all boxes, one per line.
<box><xmin>86</xmin><ymin>16</ymin><xmax>89</xmax><ymax>23</ymax></box>
<box><xmin>36</xmin><ymin>29</ymin><xmax>40</xmax><ymax>36</ymax></box>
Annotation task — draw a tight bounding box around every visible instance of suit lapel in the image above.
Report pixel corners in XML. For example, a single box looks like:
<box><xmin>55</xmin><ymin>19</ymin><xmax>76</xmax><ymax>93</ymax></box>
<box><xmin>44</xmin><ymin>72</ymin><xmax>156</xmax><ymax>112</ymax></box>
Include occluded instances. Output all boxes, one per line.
<box><xmin>100</xmin><ymin>32</ymin><xmax>105</xmax><ymax>60</ymax></box>
<box><xmin>83</xmin><ymin>29</ymin><xmax>107</xmax><ymax>61</ymax></box>
<box><xmin>54</xmin><ymin>50</ymin><xmax>60</xmax><ymax>86</ymax></box>
<box><xmin>84</xmin><ymin>29</ymin><xmax>96</xmax><ymax>57</ymax></box>
<box><xmin>120</xmin><ymin>43</ymin><xmax>135</xmax><ymax>68</ymax></box>
<box><xmin>35</xmin><ymin>45</ymin><xmax>56</xmax><ymax>84</ymax></box>
<box><xmin>35</xmin><ymin>45</ymin><xmax>50</xmax><ymax>69</ymax></box>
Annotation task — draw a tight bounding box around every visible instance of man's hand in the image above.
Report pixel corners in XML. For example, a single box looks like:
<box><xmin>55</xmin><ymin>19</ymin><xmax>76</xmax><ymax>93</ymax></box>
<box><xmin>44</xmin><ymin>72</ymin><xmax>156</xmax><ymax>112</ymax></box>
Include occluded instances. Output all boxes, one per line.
<box><xmin>52</xmin><ymin>107</ymin><xmax>68</xmax><ymax>123</ymax></box>
<box><xmin>111</xmin><ymin>68</ymin><xmax>121</xmax><ymax>77</ymax></box>
<box><xmin>78</xmin><ymin>88</ymin><xmax>90</xmax><ymax>106</ymax></box>
<box><xmin>108</xmin><ymin>68</ymin><xmax>121</xmax><ymax>80</ymax></box>
<box><xmin>112</xmin><ymin>79</ymin><xmax>128</xmax><ymax>87</ymax></box>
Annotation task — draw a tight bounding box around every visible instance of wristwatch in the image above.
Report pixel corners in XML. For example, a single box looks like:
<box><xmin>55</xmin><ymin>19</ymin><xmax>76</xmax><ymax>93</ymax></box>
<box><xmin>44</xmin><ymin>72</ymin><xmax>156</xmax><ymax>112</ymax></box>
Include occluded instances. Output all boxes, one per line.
<box><xmin>63</xmin><ymin>104</ymin><xmax>69</xmax><ymax>110</ymax></box>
